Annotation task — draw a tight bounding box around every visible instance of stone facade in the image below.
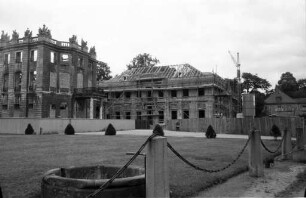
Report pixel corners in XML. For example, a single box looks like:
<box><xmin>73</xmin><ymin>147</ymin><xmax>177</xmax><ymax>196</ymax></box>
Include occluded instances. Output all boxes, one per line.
<box><xmin>99</xmin><ymin>64</ymin><xmax>238</xmax><ymax>126</ymax></box>
<box><xmin>0</xmin><ymin>29</ymin><xmax>102</xmax><ymax>118</ymax></box>
<box><xmin>264</xmin><ymin>89</ymin><xmax>306</xmax><ymax>117</ymax></box>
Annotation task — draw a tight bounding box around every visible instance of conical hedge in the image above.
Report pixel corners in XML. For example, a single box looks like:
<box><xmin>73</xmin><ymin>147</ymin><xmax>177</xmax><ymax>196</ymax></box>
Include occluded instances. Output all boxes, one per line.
<box><xmin>205</xmin><ymin>125</ymin><xmax>216</xmax><ymax>139</ymax></box>
<box><xmin>105</xmin><ymin>123</ymin><xmax>116</xmax><ymax>135</ymax></box>
<box><xmin>65</xmin><ymin>123</ymin><xmax>75</xmax><ymax>135</ymax></box>
<box><xmin>25</xmin><ymin>124</ymin><xmax>34</xmax><ymax>135</ymax></box>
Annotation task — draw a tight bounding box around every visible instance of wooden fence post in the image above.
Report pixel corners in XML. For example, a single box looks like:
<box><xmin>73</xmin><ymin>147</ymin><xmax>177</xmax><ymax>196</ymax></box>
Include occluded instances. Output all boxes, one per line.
<box><xmin>248</xmin><ymin>129</ymin><xmax>264</xmax><ymax>177</ymax></box>
<box><xmin>146</xmin><ymin>136</ymin><xmax>170</xmax><ymax>198</ymax></box>
<box><xmin>282</xmin><ymin>128</ymin><xmax>293</xmax><ymax>160</ymax></box>
<box><xmin>296</xmin><ymin>128</ymin><xmax>305</xmax><ymax>150</ymax></box>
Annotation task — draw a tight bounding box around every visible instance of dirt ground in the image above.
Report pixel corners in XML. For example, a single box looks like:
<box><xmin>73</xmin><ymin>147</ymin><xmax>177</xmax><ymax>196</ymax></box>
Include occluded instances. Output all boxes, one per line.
<box><xmin>191</xmin><ymin>160</ymin><xmax>306</xmax><ymax>197</ymax></box>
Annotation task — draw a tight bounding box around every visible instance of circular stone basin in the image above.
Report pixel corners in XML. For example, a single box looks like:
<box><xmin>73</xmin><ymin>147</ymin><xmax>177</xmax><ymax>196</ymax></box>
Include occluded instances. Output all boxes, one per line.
<box><xmin>41</xmin><ymin>165</ymin><xmax>145</xmax><ymax>198</ymax></box>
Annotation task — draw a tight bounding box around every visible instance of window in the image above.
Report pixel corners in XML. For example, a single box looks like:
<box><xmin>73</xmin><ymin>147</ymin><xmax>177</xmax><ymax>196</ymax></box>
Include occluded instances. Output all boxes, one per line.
<box><xmin>158</xmin><ymin>111</ymin><xmax>164</xmax><ymax>123</ymax></box>
<box><xmin>171</xmin><ymin>90</ymin><xmax>177</xmax><ymax>98</ymax></box>
<box><xmin>116</xmin><ymin>112</ymin><xmax>120</xmax><ymax>119</ymax></box>
<box><xmin>199</xmin><ymin>110</ymin><xmax>205</xmax><ymax>118</ymax></box>
<box><xmin>198</xmin><ymin>88</ymin><xmax>205</xmax><ymax>96</ymax></box>
<box><xmin>2</xmin><ymin>105</ymin><xmax>8</xmax><ymax>110</ymax></box>
<box><xmin>3</xmin><ymin>74</ymin><xmax>8</xmax><ymax>92</ymax></box>
<box><xmin>183</xmin><ymin>89</ymin><xmax>189</xmax><ymax>97</ymax></box>
<box><xmin>136</xmin><ymin>111</ymin><xmax>142</xmax><ymax>120</ymax></box>
<box><xmin>125</xmin><ymin>92</ymin><xmax>131</xmax><ymax>99</ymax></box>
<box><xmin>60</xmin><ymin>102</ymin><xmax>67</xmax><ymax>110</ymax></box>
<box><xmin>4</xmin><ymin>53</ymin><xmax>10</xmax><ymax>64</ymax></box>
<box><xmin>136</xmin><ymin>91</ymin><xmax>142</xmax><ymax>98</ymax></box>
<box><xmin>14</xmin><ymin>72</ymin><xmax>22</xmax><ymax>92</ymax></box>
<box><xmin>171</xmin><ymin>110</ymin><xmax>177</xmax><ymax>119</ymax></box>
<box><xmin>14</xmin><ymin>95</ymin><xmax>21</xmax><ymax>109</ymax></box>
<box><xmin>78</xmin><ymin>57</ymin><xmax>83</xmax><ymax>66</ymax></box>
<box><xmin>50</xmin><ymin>51</ymin><xmax>55</xmax><ymax>63</ymax></box>
<box><xmin>125</xmin><ymin>112</ymin><xmax>131</xmax><ymax>119</ymax></box>
<box><xmin>30</xmin><ymin>50</ymin><xmax>37</xmax><ymax>62</ymax></box>
<box><xmin>147</xmin><ymin>91</ymin><xmax>152</xmax><ymax>98</ymax></box>
<box><xmin>15</xmin><ymin>51</ymin><xmax>22</xmax><ymax>63</ymax></box>
<box><xmin>51</xmin><ymin>104</ymin><xmax>56</xmax><ymax>109</ymax></box>
<box><xmin>158</xmin><ymin>90</ymin><xmax>164</xmax><ymax>98</ymax></box>
<box><xmin>61</xmin><ymin>54</ymin><xmax>69</xmax><ymax>62</ymax></box>
<box><xmin>115</xmin><ymin>92</ymin><xmax>122</xmax><ymax>98</ymax></box>
<box><xmin>183</xmin><ymin>110</ymin><xmax>189</xmax><ymax>119</ymax></box>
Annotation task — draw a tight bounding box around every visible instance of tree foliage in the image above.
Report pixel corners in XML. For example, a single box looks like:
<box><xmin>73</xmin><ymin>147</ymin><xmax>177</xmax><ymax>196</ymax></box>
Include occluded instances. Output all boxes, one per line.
<box><xmin>297</xmin><ymin>78</ymin><xmax>306</xmax><ymax>90</ymax></box>
<box><xmin>97</xmin><ymin>61</ymin><xmax>112</xmax><ymax>81</ymax></box>
<box><xmin>126</xmin><ymin>53</ymin><xmax>160</xmax><ymax>70</ymax></box>
<box><xmin>277</xmin><ymin>72</ymin><xmax>299</xmax><ymax>94</ymax></box>
<box><xmin>242</xmin><ymin>72</ymin><xmax>271</xmax><ymax>93</ymax></box>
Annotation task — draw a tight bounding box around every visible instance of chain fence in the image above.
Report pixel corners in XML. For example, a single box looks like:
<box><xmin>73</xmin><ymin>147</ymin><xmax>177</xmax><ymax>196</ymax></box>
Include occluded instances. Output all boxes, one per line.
<box><xmin>167</xmin><ymin>131</ymin><xmax>254</xmax><ymax>173</ymax></box>
<box><xmin>86</xmin><ymin>132</ymin><xmax>158</xmax><ymax>198</ymax></box>
<box><xmin>260</xmin><ymin>136</ymin><xmax>284</xmax><ymax>154</ymax></box>
<box><xmin>86</xmin><ymin>127</ymin><xmax>304</xmax><ymax>197</ymax></box>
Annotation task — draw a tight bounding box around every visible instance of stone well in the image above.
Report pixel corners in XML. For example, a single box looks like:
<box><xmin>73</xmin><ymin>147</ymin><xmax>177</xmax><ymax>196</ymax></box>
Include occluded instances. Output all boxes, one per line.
<box><xmin>41</xmin><ymin>165</ymin><xmax>145</xmax><ymax>198</ymax></box>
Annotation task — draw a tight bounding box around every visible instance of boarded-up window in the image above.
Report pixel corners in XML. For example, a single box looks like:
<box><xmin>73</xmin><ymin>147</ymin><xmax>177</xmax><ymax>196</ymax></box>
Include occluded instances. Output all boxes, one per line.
<box><xmin>77</xmin><ymin>73</ymin><xmax>83</xmax><ymax>88</ymax></box>
<box><xmin>59</xmin><ymin>73</ymin><xmax>70</xmax><ymax>89</ymax></box>
<box><xmin>50</xmin><ymin>72</ymin><xmax>57</xmax><ymax>88</ymax></box>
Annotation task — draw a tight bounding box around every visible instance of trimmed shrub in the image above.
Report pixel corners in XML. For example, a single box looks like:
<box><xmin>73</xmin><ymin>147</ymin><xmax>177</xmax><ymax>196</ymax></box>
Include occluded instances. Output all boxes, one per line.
<box><xmin>205</xmin><ymin>125</ymin><xmax>216</xmax><ymax>139</ymax></box>
<box><xmin>65</xmin><ymin>124</ymin><xmax>75</xmax><ymax>135</ymax></box>
<box><xmin>270</xmin><ymin>124</ymin><xmax>281</xmax><ymax>140</ymax></box>
<box><xmin>25</xmin><ymin>124</ymin><xmax>34</xmax><ymax>135</ymax></box>
<box><xmin>105</xmin><ymin>123</ymin><xmax>116</xmax><ymax>135</ymax></box>
<box><xmin>153</xmin><ymin>124</ymin><xmax>164</xmax><ymax>136</ymax></box>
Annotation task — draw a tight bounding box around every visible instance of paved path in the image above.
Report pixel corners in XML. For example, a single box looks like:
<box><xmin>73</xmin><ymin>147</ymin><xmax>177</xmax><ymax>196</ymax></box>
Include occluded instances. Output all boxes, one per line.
<box><xmin>191</xmin><ymin>161</ymin><xmax>306</xmax><ymax>198</ymax></box>
<box><xmin>77</xmin><ymin>129</ymin><xmax>276</xmax><ymax>140</ymax></box>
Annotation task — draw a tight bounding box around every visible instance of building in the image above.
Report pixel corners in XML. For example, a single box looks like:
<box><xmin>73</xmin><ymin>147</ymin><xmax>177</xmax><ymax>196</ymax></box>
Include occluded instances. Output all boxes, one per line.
<box><xmin>99</xmin><ymin>64</ymin><xmax>238</xmax><ymax>127</ymax></box>
<box><xmin>264</xmin><ymin>88</ymin><xmax>306</xmax><ymax>117</ymax></box>
<box><xmin>0</xmin><ymin>26</ymin><xmax>104</xmax><ymax>118</ymax></box>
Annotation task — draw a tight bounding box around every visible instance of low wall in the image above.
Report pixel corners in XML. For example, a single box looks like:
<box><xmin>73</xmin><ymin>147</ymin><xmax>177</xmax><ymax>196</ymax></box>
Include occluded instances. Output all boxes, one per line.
<box><xmin>166</xmin><ymin>117</ymin><xmax>305</xmax><ymax>136</ymax></box>
<box><xmin>0</xmin><ymin>118</ymin><xmax>135</xmax><ymax>135</ymax></box>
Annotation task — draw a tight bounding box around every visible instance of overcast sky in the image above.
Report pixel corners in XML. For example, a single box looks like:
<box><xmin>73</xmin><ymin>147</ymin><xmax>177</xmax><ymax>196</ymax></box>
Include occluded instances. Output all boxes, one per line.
<box><xmin>0</xmin><ymin>0</ymin><xmax>305</xmax><ymax>87</ymax></box>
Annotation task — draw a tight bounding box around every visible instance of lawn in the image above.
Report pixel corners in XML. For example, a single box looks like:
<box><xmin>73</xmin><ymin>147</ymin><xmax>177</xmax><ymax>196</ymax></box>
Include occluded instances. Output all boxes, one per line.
<box><xmin>0</xmin><ymin>133</ymin><xmax>281</xmax><ymax>198</ymax></box>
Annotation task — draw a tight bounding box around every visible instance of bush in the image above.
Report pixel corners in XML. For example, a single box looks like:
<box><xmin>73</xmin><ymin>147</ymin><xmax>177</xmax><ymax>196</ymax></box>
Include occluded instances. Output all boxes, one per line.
<box><xmin>65</xmin><ymin>124</ymin><xmax>75</xmax><ymax>135</ymax></box>
<box><xmin>105</xmin><ymin>123</ymin><xmax>116</xmax><ymax>135</ymax></box>
<box><xmin>25</xmin><ymin>124</ymin><xmax>34</xmax><ymax>135</ymax></box>
<box><xmin>270</xmin><ymin>124</ymin><xmax>281</xmax><ymax>140</ymax></box>
<box><xmin>205</xmin><ymin>125</ymin><xmax>216</xmax><ymax>139</ymax></box>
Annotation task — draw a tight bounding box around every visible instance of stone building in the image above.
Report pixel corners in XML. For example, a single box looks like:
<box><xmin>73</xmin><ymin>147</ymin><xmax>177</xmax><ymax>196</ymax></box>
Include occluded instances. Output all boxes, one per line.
<box><xmin>264</xmin><ymin>88</ymin><xmax>306</xmax><ymax>117</ymax></box>
<box><xmin>0</xmin><ymin>26</ymin><xmax>104</xmax><ymax>118</ymax></box>
<box><xmin>99</xmin><ymin>64</ymin><xmax>238</xmax><ymax>127</ymax></box>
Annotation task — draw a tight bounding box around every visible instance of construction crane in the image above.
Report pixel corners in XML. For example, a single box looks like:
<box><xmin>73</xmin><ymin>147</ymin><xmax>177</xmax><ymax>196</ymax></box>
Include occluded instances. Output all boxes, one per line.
<box><xmin>228</xmin><ymin>51</ymin><xmax>242</xmax><ymax>114</ymax></box>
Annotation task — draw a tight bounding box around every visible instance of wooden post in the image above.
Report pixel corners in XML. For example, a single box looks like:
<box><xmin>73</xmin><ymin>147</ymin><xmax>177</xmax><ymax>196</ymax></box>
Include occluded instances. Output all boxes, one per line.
<box><xmin>248</xmin><ymin>129</ymin><xmax>264</xmax><ymax>177</ymax></box>
<box><xmin>296</xmin><ymin>128</ymin><xmax>305</xmax><ymax>150</ymax></box>
<box><xmin>89</xmin><ymin>98</ymin><xmax>94</xmax><ymax>119</ymax></box>
<box><xmin>282</xmin><ymin>128</ymin><xmax>293</xmax><ymax>160</ymax></box>
<box><xmin>146</xmin><ymin>136</ymin><xmax>170</xmax><ymax>198</ymax></box>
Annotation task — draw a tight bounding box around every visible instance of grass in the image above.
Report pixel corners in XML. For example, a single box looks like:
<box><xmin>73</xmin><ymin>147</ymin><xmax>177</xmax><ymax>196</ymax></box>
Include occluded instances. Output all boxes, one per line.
<box><xmin>0</xmin><ymin>134</ymin><xmax>281</xmax><ymax>198</ymax></box>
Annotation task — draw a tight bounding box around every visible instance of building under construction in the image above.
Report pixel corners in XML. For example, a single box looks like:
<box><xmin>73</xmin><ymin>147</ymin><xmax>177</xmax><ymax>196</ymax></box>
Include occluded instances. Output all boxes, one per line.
<box><xmin>99</xmin><ymin>64</ymin><xmax>238</xmax><ymax>128</ymax></box>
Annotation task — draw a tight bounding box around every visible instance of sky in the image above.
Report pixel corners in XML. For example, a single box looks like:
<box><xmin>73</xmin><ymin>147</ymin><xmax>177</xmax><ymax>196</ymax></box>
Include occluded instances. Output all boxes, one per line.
<box><xmin>0</xmin><ymin>0</ymin><xmax>305</xmax><ymax>87</ymax></box>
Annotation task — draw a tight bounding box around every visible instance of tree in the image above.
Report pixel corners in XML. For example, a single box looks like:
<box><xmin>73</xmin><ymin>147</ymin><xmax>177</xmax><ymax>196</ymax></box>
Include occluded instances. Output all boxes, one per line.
<box><xmin>298</xmin><ymin>78</ymin><xmax>306</xmax><ymax>90</ymax></box>
<box><xmin>97</xmin><ymin>61</ymin><xmax>112</xmax><ymax>81</ymax></box>
<box><xmin>277</xmin><ymin>72</ymin><xmax>299</xmax><ymax>94</ymax></box>
<box><xmin>242</xmin><ymin>72</ymin><xmax>271</xmax><ymax>93</ymax></box>
<box><xmin>126</xmin><ymin>53</ymin><xmax>159</xmax><ymax>70</ymax></box>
